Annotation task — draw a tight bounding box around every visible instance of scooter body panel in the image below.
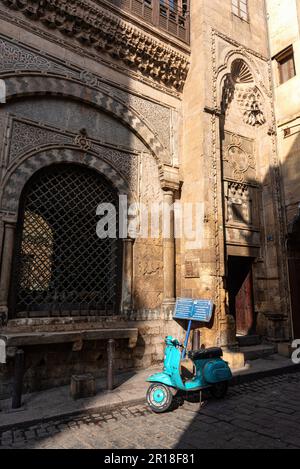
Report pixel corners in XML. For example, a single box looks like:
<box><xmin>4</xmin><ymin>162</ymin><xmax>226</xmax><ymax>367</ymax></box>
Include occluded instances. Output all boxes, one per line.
<box><xmin>147</xmin><ymin>336</ymin><xmax>232</xmax><ymax>393</ymax></box>
<box><xmin>201</xmin><ymin>358</ymin><xmax>233</xmax><ymax>384</ymax></box>
<box><xmin>147</xmin><ymin>341</ymin><xmax>186</xmax><ymax>391</ymax></box>
<box><xmin>146</xmin><ymin>372</ymin><xmax>175</xmax><ymax>388</ymax></box>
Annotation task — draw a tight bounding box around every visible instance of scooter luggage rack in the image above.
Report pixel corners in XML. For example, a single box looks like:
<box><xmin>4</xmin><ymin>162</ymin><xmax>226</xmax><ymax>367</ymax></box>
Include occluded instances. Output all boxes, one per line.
<box><xmin>173</xmin><ymin>298</ymin><xmax>214</xmax><ymax>359</ymax></box>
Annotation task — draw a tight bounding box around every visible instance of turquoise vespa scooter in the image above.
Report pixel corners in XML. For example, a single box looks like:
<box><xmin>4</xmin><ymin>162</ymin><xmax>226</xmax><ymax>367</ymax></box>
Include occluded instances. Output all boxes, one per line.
<box><xmin>146</xmin><ymin>299</ymin><xmax>232</xmax><ymax>413</ymax></box>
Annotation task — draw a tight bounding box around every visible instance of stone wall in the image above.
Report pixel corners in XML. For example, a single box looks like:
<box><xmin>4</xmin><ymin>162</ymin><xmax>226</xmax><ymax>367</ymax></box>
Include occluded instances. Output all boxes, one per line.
<box><xmin>180</xmin><ymin>0</ymin><xmax>290</xmax><ymax>346</ymax></box>
<box><xmin>0</xmin><ymin>1</ymin><xmax>187</xmax><ymax>397</ymax></box>
<box><xmin>0</xmin><ymin>314</ymin><xmax>185</xmax><ymax>399</ymax></box>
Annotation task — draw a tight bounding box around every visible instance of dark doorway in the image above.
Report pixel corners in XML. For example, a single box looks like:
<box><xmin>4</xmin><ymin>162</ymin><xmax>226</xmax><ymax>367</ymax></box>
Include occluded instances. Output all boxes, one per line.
<box><xmin>288</xmin><ymin>221</ymin><xmax>300</xmax><ymax>339</ymax></box>
<box><xmin>227</xmin><ymin>256</ymin><xmax>255</xmax><ymax>336</ymax></box>
<box><xmin>10</xmin><ymin>164</ymin><xmax>122</xmax><ymax>318</ymax></box>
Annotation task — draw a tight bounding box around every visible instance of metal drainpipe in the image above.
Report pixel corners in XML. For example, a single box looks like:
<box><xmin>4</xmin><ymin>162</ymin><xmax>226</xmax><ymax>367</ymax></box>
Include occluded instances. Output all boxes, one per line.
<box><xmin>263</xmin><ymin>0</ymin><xmax>295</xmax><ymax>341</ymax></box>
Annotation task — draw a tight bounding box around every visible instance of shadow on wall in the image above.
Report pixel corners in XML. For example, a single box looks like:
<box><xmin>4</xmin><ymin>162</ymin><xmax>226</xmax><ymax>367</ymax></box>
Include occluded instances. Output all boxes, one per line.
<box><xmin>0</xmin><ymin>16</ymin><xmax>168</xmax><ymax>397</ymax></box>
<box><xmin>173</xmin><ymin>130</ymin><xmax>300</xmax><ymax>448</ymax></box>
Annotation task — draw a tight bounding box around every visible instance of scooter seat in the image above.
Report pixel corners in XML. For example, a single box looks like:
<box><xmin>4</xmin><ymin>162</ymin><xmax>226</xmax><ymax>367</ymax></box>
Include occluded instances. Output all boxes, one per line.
<box><xmin>188</xmin><ymin>347</ymin><xmax>223</xmax><ymax>361</ymax></box>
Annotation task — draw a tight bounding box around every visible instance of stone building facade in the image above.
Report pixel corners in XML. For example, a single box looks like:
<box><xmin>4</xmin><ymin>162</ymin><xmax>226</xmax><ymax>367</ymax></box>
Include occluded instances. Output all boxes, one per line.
<box><xmin>266</xmin><ymin>0</ymin><xmax>300</xmax><ymax>342</ymax></box>
<box><xmin>0</xmin><ymin>0</ymin><xmax>296</xmax><ymax>399</ymax></box>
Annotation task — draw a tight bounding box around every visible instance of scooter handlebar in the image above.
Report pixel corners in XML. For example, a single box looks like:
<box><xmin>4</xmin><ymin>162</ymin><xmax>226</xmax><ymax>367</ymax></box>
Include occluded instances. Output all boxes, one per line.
<box><xmin>172</xmin><ymin>339</ymin><xmax>184</xmax><ymax>348</ymax></box>
<box><xmin>165</xmin><ymin>337</ymin><xmax>185</xmax><ymax>349</ymax></box>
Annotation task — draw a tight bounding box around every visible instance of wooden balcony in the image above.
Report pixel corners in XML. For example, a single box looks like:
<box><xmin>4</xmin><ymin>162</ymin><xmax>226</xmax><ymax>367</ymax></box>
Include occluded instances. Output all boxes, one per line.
<box><xmin>103</xmin><ymin>0</ymin><xmax>190</xmax><ymax>44</ymax></box>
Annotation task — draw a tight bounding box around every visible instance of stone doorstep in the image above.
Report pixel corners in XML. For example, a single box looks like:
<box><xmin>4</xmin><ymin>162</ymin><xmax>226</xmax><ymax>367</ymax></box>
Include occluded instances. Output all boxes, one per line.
<box><xmin>0</xmin><ymin>356</ymin><xmax>299</xmax><ymax>432</ymax></box>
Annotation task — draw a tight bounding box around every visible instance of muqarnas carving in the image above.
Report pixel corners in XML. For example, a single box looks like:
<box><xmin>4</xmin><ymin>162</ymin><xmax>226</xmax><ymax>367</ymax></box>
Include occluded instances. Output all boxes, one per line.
<box><xmin>226</xmin><ymin>182</ymin><xmax>252</xmax><ymax>226</ymax></box>
<box><xmin>1</xmin><ymin>0</ymin><xmax>189</xmax><ymax>91</ymax></box>
<box><xmin>222</xmin><ymin>59</ymin><xmax>266</xmax><ymax>127</ymax></box>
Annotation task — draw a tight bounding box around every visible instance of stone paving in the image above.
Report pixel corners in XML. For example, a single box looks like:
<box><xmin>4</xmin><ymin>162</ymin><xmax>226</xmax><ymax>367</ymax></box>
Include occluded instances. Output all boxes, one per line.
<box><xmin>1</xmin><ymin>371</ymin><xmax>300</xmax><ymax>449</ymax></box>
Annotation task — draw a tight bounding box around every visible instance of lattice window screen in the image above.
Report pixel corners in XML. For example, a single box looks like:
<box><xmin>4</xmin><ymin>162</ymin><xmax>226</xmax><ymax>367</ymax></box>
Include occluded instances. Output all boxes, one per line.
<box><xmin>11</xmin><ymin>164</ymin><xmax>122</xmax><ymax>318</ymax></box>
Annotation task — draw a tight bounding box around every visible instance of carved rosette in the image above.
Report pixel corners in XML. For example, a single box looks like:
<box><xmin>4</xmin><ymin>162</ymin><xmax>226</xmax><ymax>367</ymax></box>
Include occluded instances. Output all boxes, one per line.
<box><xmin>224</xmin><ymin>134</ymin><xmax>255</xmax><ymax>183</ymax></box>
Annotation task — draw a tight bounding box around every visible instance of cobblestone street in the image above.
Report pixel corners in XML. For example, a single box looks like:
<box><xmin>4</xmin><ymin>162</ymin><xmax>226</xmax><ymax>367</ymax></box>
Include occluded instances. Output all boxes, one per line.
<box><xmin>1</xmin><ymin>371</ymin><xmax>300</xmax><ymax>449</ymax></box>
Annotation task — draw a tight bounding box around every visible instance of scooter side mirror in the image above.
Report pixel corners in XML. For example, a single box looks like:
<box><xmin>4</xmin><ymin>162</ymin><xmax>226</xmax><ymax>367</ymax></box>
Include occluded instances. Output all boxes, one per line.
<box><xmin>165</xmin><ymin>336</ymin><xmax>174</xmax><ymax>346</ymax></box>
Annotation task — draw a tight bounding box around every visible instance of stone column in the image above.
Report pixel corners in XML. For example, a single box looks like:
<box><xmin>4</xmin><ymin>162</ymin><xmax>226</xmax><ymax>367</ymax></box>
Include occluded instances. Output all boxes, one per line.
<box><xmin>163</xmin><ymin>190</ymin><xmax>176</xmax><ymax>306</ymax></box>
<box><xmin>0</xmin><ymin>218</ymin><xmax>17</xmax><ymax>322</ymax></box>
<box><xmin>0</xmin><ymin>218</ymin><xmax>5</xmax><ymax>267</ymax></box>
<box><xmin>122</xmin><ymin>238</ymin><xmax>134</xmax><ymax>312</ymax></box>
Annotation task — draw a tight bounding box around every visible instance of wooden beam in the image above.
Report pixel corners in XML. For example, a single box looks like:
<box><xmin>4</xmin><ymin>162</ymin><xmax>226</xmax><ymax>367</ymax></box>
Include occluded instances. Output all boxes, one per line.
<box><xmin>0</xmin><ymin>328</ymin><xmax>139</xmax><ymax>348</ymax></box>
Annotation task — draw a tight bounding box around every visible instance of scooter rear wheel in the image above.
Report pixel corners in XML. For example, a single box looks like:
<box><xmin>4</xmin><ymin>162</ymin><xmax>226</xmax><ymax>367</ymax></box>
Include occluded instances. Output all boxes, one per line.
<box><xmin>146</xmin><ymin>383</ymin><xmax>173</xmax><ymax>413</ymax></box>
<box><xmin>210</xmin><ymin>381</ymin><xmax>229</xmax><ymax>399</ymax></box>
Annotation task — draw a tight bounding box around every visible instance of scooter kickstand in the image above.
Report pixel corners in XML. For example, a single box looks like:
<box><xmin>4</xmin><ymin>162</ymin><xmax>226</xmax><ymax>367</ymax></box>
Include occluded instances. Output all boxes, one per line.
<box><xmin>199</xmin><ymin>390</ymin><xmax>207</xmax><ymax>411</ymax></box>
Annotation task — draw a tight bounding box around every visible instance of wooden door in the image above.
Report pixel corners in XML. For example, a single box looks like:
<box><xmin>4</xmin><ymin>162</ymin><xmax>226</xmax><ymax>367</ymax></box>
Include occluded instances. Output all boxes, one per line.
<box><xmin>289</xmin><ymin>258</ymin><xmax>300</xmax><ymax>339</ymax></box>
<box><xmin>236</xmin><ymin>270</ymin><xmax>254</xmax><ymax>336</ymax></box>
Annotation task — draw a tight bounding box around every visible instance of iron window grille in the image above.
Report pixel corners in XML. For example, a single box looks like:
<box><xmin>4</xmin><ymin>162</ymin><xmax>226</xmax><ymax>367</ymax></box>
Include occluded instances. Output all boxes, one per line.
<box><xmin>10</xmin><ymin>164</ymin><xmax>123</xmax><ymax>318</ymax></box>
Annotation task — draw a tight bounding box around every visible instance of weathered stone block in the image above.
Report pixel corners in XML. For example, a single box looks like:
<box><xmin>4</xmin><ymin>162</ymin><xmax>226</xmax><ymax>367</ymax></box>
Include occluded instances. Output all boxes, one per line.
<box><xmin>223</xmin><ymin>351</ymin><xmax>245</xmax><ymax>370</ymax></box>
<box><xmin>277</xmin><ymin>342</ymin><xmax>293</xmax><ymax>358</ymax></box>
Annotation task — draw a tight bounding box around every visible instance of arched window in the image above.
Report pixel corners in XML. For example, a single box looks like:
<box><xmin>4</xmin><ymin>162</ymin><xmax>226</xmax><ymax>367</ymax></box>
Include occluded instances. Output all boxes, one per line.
<box><xmin>10</xmin><ymin>164</ymin><xmax>122</xmax><ymax>318</ymax></box>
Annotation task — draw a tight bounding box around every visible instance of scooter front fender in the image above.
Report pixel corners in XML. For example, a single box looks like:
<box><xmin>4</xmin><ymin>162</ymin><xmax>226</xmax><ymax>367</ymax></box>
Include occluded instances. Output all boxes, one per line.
<box><xmin>146</xmin><ymin>372</ymin><xmax>175</xmax><ymax>388</ymax></box>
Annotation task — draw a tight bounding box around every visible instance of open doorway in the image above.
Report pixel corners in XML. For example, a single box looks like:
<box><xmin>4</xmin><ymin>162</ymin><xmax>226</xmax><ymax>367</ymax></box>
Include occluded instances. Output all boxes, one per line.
<box><xmin>227</xmin><ymin>256</ymin><xmax>256</xmax><ymax>337</ymax></box>
<box><xmin>287</xmin><ymin>219</ymin><xmax>300</xmax><ymax>339</ymax></box>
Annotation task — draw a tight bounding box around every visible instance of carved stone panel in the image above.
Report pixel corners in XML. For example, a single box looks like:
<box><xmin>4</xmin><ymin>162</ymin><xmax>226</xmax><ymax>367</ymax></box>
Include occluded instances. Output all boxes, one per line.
<box><xmin>8</xmin><ymin>120</ymin><xmax>74</xmax><ymax>163</ymax></box>
<box><xmin>226</xmin><ymin>182</ymin><xmax>252</xmax><ymax>227</ymax></box>
<box><xmin>0</xmin><ymin>35</ymin><xmax>174</xmax><ymax>156</ymax></box>
<box><xmin>223</xmin><ymin>132</ymin><xmax>256</xmax><ymax>183</ymax></box>
<box><xmin>0</xmin><ymin>0</ymin><xmax>189</xmax><ymax>92</ymax></box>
<box><xmin>5</xmin><ymin>117</ymin><xmax>141</xmax><ymax>194</ymax></box>
<box><xmin>224</xmin><ymin>181</ymin><xmax>261</xmax><ymax>248</ymax></box>
<box><xmin>225</xmin><ymin>227</ymin><xmax>261</xmax><ymax>248</ymax></box>
<box><xmin>221</xmin><ymin>58</ymin><xmax>267</xmax><ymax>127</ymax></box>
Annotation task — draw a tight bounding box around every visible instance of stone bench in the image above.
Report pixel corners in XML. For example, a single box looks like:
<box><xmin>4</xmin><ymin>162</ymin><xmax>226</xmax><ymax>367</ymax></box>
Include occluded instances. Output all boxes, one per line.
<box><xmin>0</xmin><ymin>328</ymin><xmax>139</xmax><ymax>409</ymax></box>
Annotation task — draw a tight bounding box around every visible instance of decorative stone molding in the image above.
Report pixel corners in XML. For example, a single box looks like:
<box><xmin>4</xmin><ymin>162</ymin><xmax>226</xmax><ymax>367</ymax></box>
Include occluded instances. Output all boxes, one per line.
<box><xmin>1</xmin><ymin>0</ymin><xmax>189</xmax><ymax>91</ymax></box>
<box><xmin>4</xmin><ymin>75</ymin><xmax>171</xmax><ymax>165</ymax></box>
<box><xmin>5</xmin><ymin>117</ymin><xmax>141</xmax><ymax>196</ymax></box>
<box><xmin>231</xmin><ymin>59</ymin><xmax>253</xmax><ymax>84</ymax></box>
<box><xmin>226</xmin><ymin>182</ymin><xmax>252</xmax><ymax>226</ymax></box>
<box><xmin>74</xmin><ymin>129</ymin><xmax>92</xmax><ymax>151</ymax></box>
<box><xmin>0</xmin><ymin>37</ymin><xmax>71</xmax><ymax>75</ymax></box>
<box><xmin>1</xmin><ymin>147</ymin><xmax>134</xmax><ymax>213</ymax></box>
<box><xmin>159</xmin><ymin>165</ymin><xmax>181</xmax><ymax>193</ymax></box>
<box><xmin>236</xmin><ymin>86</ymin><xmax>266</xmax><ymax>127</ymax></box>
<box><xmin>9</xmin><ymin>119</ymin><xmax>74</xmax><ymax>162</ymax></box>
<box><xmin>0</xmin><ymin>35</ymin><xmax>172</xmax><ymax>156</ymax></box>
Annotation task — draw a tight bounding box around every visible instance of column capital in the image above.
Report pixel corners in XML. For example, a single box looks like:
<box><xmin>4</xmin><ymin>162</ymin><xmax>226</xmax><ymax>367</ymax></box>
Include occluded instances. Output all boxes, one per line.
<box><xmin>160</xmin><ymin>165</ymin><xmax>181</xmax><ymax>193</ymax></box>
<box><xmin>0</xmin><ymin>212</ymin><xmax>18</xmax><ymax>225</ymax></box>
<box><xmin>162</xmin><ymin>189</ymin><xmax>176</xmax><ymax>200</ymax></box>
<box><xmin>123</xmin><ymin>237</ymin><xmax>135</xmax><ymax>244</ymax></box>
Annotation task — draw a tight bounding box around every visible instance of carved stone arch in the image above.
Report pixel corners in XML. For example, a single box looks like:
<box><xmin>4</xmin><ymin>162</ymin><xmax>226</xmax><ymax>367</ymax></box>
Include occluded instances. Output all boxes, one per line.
<box><xmin>217</xmin><ymin>53</ymin><xmax>268</xmax><ymax>127</ymax></box>
<box><xmin>1</xmin><ymin>147</ymin><xmax>130</xmax><ymax>215</ymax></box>
<box><xmin>217</xmin><ymin>49</ymin><xmax>268</xmax><ymax>100</ymax></box>
<box><xmin>3</xmin><ymin>75</ymin><xmax>171</xmax><ymax>167</ymax></box>
<box><xmin>217</xmin><ymin>52</ymin><xmax>252</xmax><ymax>103</ymax></box>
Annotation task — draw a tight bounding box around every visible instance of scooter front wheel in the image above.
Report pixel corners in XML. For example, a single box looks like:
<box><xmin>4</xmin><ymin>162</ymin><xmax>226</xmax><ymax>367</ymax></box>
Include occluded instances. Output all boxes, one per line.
<box><xmin>146</xmin><ymin>383</ymin><xmax>173</xmax><ymax>413</ymax></box>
